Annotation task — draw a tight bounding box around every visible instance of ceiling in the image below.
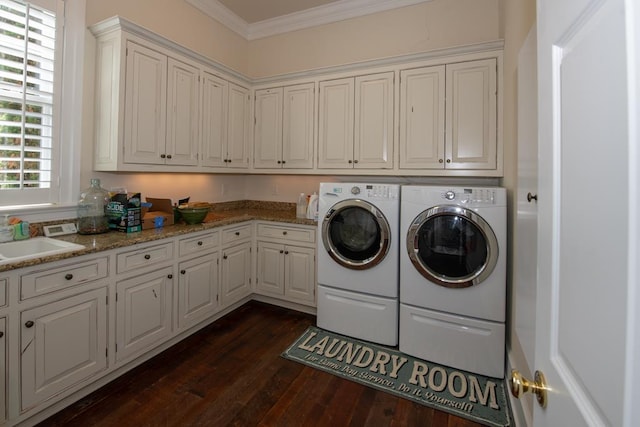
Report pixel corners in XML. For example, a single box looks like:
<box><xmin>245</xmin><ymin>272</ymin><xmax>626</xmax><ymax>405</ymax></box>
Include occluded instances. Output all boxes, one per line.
<box><xmin>186</xmin><ymin>0</ymin><xmax>431</xmax><ymax>40</ymax></box>
<box><xmin>217</xmin><ymin>0</ymin><xmax>341</xmax><ymax>24</ymax></box>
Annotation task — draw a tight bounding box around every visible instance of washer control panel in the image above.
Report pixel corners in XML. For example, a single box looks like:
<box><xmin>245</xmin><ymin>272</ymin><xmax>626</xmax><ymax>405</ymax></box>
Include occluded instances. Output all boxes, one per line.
<box><xmin>442</xmin><ymin>188</ymin><xmax>497</xmax><ymax>205</ymax></box>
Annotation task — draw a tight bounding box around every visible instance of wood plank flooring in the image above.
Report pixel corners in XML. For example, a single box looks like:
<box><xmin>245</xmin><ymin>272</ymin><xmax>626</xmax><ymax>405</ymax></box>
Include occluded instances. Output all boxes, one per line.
<box><xmin>38</xmin><ymin>301</ymin><xmax>488</xmax><ymax>427</ymax></box>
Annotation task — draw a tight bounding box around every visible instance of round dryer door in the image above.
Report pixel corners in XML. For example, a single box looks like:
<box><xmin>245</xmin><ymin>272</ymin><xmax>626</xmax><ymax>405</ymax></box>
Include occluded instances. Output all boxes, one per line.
<box><xmin>407</xmin><ymin>205</ymin><xmax>498</xmax><ymax>288</ymax></box>
<box><xmin>322</xmin><ymin>199</ymin><xmax>391</xmax><ymax>270</ymax></box>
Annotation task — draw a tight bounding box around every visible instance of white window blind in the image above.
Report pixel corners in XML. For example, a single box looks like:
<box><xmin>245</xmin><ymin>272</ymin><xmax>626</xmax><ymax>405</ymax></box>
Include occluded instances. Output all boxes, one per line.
<box><xmin>0</xmin><ymin>0</ymin><xmax>58</xmax><ymax>198</ymax></box>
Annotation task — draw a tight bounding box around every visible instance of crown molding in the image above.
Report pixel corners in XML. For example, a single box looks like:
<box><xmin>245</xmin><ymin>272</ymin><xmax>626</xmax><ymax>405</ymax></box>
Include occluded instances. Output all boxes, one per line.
<box><xmin>186</xmin><ymin>0</ymin><xmax>432</xmax><ymax>41</ymax></box>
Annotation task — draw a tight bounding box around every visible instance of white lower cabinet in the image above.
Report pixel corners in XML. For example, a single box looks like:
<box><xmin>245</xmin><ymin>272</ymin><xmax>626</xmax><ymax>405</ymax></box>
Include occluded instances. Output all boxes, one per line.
<box><xmin>255</xmin><ymin>222</ymin><xmax>316</xmax><ymax>306</ymax></box>
<box><xmin>0</xmin><ymin>316</ymin><xmax>5</xmax><ymax>423</ymax></box>
<box><xmin>177</xmin><ymin>252</ymin><xmax>219</xmax><ymax>330</ymax></box>
<box><xmin>220</xmin><ymin>241</ymin><xmax>252</xmax><ymax>308</ymax></box>
<box><xmin>20</xmin><ymin>287</ymin><xmax>108</xmax><ymax>411</ymax></box>
<box><xmin>116</xmin><ymin>266</ymin><xmax>173</xmax><ymax>363</ymax></box>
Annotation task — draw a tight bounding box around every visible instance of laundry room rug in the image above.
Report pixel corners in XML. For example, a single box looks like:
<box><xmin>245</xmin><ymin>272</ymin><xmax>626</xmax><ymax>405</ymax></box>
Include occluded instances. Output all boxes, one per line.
<box><xmin>282</xmin><ymin>326</ymin><xmax>512</xmax><ymax>427</ymax></box>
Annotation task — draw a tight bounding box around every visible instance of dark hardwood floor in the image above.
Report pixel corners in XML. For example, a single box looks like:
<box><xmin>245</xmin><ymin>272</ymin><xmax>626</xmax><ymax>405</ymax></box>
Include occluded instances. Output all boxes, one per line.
<box><xmin>39</xmin><ymin>301</ymin><xmax>488</xmax><ymax>427</ymax></box>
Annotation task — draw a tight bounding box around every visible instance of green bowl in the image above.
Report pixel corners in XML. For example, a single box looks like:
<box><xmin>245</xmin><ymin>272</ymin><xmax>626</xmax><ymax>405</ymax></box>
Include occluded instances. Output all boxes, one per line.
<box><xmin>177</xmin><ymin>207</ymin><xmax>209</xmax><ymax>224</ymax></box>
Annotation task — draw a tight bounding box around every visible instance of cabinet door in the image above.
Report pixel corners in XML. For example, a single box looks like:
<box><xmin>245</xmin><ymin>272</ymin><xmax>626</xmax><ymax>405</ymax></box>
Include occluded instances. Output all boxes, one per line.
<box><xmin>226</xmin><ymin>82</ymin><xmax>250</xmax><ymax>168</ymax></box>
<box><xmin>124</xmin><ymin>41</ymin><xmax>167</xmax><ymax>165</ymax></box>
<box><xmin>354</xmin><ymin>72</ymin><xmax>394</xmax><ymax>169</ymax></box>
<box><xmin>178</xmin><ymin>253</ymin><xmax>219</xmax><ymax>330</ymax></box>
<box><xmin>445</xmin><ymin>58</ymin><xmax>497</xmax><ymax>169</ymax></box>
<box><xmin>253</xmin><ymin>87</ymin><xmax>283</xmax><ymax>169</ymax></box>
<box><xmin>284</xmin><ymin>245</ymin><xmax>316</xmax><ymax>305</ymax></box>
<box><xmin>318</xmin><ymin>78</ymin><xmax>354</xmax><ymax>169</ymax></box>
<box><xmin>0</xmin><ymin>317</ymin><xmax>5</xmax><ymax>422</ymax></box>
<box><xmin>283</xmin><ymin>83</ymin><xmax>315</xmax><ymax>169</ymax></box>
<box><xmin>116</xmin><ymin>267</ymin><xmax>173</xmax><ymax>363</ymax></box>
<box><xmin>166</xmin><ymin>57</ymin><xmax>199</xmax><ymax>166</ymax></box>
<box><xmin>220</xmin><ymin>241</ymin><xmax>251</xmax><ymax>307</ymax></box>
<box><xmin>200</xmin><ymin>71</ymin><xmax>228</xmax><ymax>167</ymax></box>
<box><xmin>256</xmin><ymin>241</ymin><xmax>285</xmax><ymax>296</ymax></box>
<box><xmin>399</xmin><ymin>66</ymin><xmax>446</xmax><ymax>169</ymax></box>
<box><xmin>21</xmin><ymin>287</ymin><xmax>108</xmax><ymax>410</ymax></box>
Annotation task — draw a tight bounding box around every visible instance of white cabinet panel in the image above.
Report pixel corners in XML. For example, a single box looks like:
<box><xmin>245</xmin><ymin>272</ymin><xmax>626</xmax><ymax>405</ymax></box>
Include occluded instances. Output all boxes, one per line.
<box><xmin>20</xmin><ymin>287</ymin><xmax>108</xmax><ymax>410</ymax></box>
<box><xmin>319</xmin><ymin>73</ymin><xmax>393</xmax><ymax>169</ymax></box>
<box><xmin>354</xmin><ymin>72</ymin><xmax>394</xmax><ymax>169</ymax></box>
<box><xmin>445</xmin><ymin>58</ymin><xmax>497</xmax><ymax>170</ymax></box>
<box><xmin>178</xmin><ymin>253</ymin><xmax>219</xmax><ymax>330</ymax></box>
<box><xmin>124</xmin><ymin>41</ymin><xmax>167</xmax><ymax>165</ymax></box>
<box><xmin>200</xmin><ymin>72</ymin><xmax>228</xmax><ymax>167</ymax></box>
<box><xmin>284</xmin><ymin>245</ymin><xmax>315</xmax><ymax>304</ymax></box>
<box><xmin>318</xmin><ymin>78</ymin><xmax>354</xmax><ymax>169</ymax></box>
<box><xmin>255</xmin><ymin>241</ymin><xmax>284</xmax><ymax>295</ymax></box>
<box><xmin>399</xmin><ymin>66</ymin><xmax>446</xmax><ymax>169</ymax></box>
<box><xmin>226</xmin><ymin>83</ymin><xmax>251</xmax><ymax>168</ymax></box>
<box><xmin>166</xmin><ymin>57</ymin><xmax>199</xmax><ymax>166</ymax></box>
<box><xmin>254</xmin><ymin>83</ymin><xmax>314</xmax><ymax>169</ymax></box>
<box><xmin>116</xmin><ymin>267</ymin><xmax>173</xmax><ymax>363</ymax></box>
<box><xmin>220</xmin><ymin>241</ymin><xmax>251</xmax><ymax>307</ymax></box>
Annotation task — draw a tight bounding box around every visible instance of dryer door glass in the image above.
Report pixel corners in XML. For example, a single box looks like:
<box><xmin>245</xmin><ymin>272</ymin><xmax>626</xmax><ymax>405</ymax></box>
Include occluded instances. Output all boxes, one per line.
<box><xmin>322</xmin><ymin>200</ymin><xmax>390</xmax><ymax>270</ymax></box>
<box><xmin>407</xmin><ymin>206</ymin><xmax>498</xmax><ymax>288</ymax></box>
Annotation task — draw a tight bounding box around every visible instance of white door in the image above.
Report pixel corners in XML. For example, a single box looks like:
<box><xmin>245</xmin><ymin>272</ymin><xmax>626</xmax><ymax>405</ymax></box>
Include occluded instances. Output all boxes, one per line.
<box><xmin>318</xmin><ymin>78</ymin><xmax>354</xmax><ymax>169</ymax></box>
<box><xmin>227</xmin><ymin>83</ymin><xmax>250</xmax><ymax>168</ymax></box>
<box><xmin>166</xmin><ymin>57</ymin><xmax>199</xmax><ymax>166</ymax></box>
<box><xmin>200</xmin><ymin>71</ymin><xmax>228</xmax><ymax>168</ymax></box>
<box><xmin>254</xmin><ymin>87</ymin><xmax>283</xmax><ymax>168</ymax></box>
<box><xmin>283</xmin><ymin>83</ymin><xmax>315</xmax><ymax>169</ymax></box>
<box><xmin>533</xmin><ymin>0</ymin><xmax>640</xmax><ymax>425</ymax></box>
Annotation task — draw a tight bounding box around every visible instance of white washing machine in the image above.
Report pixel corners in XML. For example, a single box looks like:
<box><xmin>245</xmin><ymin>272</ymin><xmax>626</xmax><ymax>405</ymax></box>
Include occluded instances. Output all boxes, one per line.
<box><xmin>400</xmin><ymin>186</ymin><xmax>507</xmax><ymax>378</ymax></box>
<box><xmin>316</xmin><ymin>182</ymin><xmax>400</xmax><ymax>346</ymax></box>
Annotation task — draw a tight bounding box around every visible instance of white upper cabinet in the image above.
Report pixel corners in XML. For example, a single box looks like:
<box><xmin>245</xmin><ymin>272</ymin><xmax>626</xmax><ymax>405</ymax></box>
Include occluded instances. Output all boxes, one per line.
<box><xmin>200</xmin><ymin>73</ymin><xmax>250</xmax><ymax>168</ymax></box>
<box><xmin>121</xmin><ymin>41</ymin><xmax>200</xmax><ymax>167</ymax></box>
<box><xmin>318</xmin><ymin>72</ymin><xmax>394</xmax><ymax>169</ymax></box>
<box><xmin>399</xmin><ymin>65</ymin><xmax>446</xmax><ymax>169</ymax></box>
<box><xmin>226</xmin><ymin>83</ymin><xmax>251</xmax><ymax>168</ymax></box>
<box><xmin>254</xmin><ymin>83</ymin><xmax>314</xmax><ymax>169</ymax></box>
<box><xmin>445</xmin><ymin>58</ymin><xmax>497</xmax><ymax>170</ymax></box>
<box><xmin>400</xmin><ymin>59</ymin><xmax>498</xmax><ymax>170</ymax></box>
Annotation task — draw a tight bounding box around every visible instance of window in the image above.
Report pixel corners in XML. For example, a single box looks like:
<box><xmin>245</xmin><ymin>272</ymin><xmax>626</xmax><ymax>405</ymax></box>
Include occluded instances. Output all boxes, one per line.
<box><xmin>0</xmin><ymin>0</ymin><xmax>63</xmax><ymax>206</ymax></box>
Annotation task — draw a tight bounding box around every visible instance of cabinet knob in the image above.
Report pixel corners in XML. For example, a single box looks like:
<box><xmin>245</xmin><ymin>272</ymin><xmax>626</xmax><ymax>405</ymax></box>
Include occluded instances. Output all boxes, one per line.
<box><xmin>223</xmin><ymin>254</ymin><xmax>228</xmax><ymax>259</ymax></box>
<box><xmin>277</xmin><ymin>160</ymin><xmax>281</xmax><ymax>164</ymax></box>
<box><xmin>197</xmin><ymin>241</ymin><xmax>203</xmax><ymax>246</ymax></box>
<box><xmin>144</xmin><ymin>254</ymin><xmax>151</xmax><ymax>260</ymax></box>
<box><xmin>25</xmin><ymin>320</ymin><xmax>34</xmax><ymax>328</ymax></box>
<box><xmin>354</xmin><ymin>160</ymin><xmax>359</xmax><ymax>164</ymax></box>
<box><xmin>64</xmin><ymin>273</ymin><xmax>73</xmax><ymax>281</ymax></box>
<box><xmin>282</xmin><ymin>160</ymin><xmax>286</xmax><ymax>164</ymax></box>
<box><xmin>282</xmin><ymin>231</ymin><xmax>287</xmax><ymax>235</ymax></box>
<box><xmin>167</xmin><ymin>274</ymin><xmax>173</xmax><ymax>279</ymax></box>
<box><xmin>446</xmin><ymin>159</ymin><xmax>451</xmax><ymax>163</ymax></box>
<box><xmin>284</xmin><ymin>250</ymin><xmax>289</xmax><ymax>255</ymax></box>
<box><xmin>0</xmin><ymin>331</ymin><xmax>4</xmax><ymax>338</ymax></box>
<box><xmin>227</xmin><ymin>159</ymin><xmax>232</xmax><ymax>163</ymax></box>
<box><xmin>280</xmin><ymin>250</ymin><xmax>284</xmax><ymax>254</ymax></box>
<box><xmin>160</xmin><ymin>154</ymin><xmax>166</xmax><ymax>159</ymax></box>
<box><xmin>180</xmin><ymin>269</ymin><xmax>186</xmax><ymax>275</ymax></box>
<box><xmin>235</xmin><ymin>231</ymin><xmax>240</xmax><ymax>236</ymax></box>
<box><xmin>439</xmin><ymin>159</ymin><xmax>444</xmax><ymax>163</ymax></box>
<box><xmin>166</xmin><ymin>154</ymin><xmax>172</xmax><ymax>159</ymax></box>
<box><xmin>348</xmin><ymin>160</ymin><xmax>353</xmax><ymax>164</ymax></box>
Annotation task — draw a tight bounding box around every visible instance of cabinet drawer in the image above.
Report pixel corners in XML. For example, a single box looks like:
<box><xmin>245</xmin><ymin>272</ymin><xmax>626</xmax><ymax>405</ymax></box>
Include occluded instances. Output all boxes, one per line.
<box><xmin>257</xmin><ymin>223</ymin><xmax>315</xmax><ymax>244</ymax></box>
<box><xmin>178</xmin><ymin>231</ymin><xmax>220</xmax><ymax>257</ymax></box>
<box><xmin>221</xmin><ymin>224</ymin><xmax>252</xmax><ymax>245</ymax></box>
<box><xmin>21</xmin><ymin>257</ymin><xmax>109</xmax><ymax>300</ymax></box>
<box><xmin>117</xmin><ymin>242</ymin><xmax>174</xmax><ymax>274</ymax></box>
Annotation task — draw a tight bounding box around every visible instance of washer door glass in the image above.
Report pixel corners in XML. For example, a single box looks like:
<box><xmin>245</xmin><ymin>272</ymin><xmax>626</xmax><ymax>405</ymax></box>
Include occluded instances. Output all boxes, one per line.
<box><xmin>407</xmin><ymin>206</ymin><xmax>498</xmax><ymax>288</ymax></box>
<box><xmin>322</xmin><ymin>199</ymin><xmax>391</xmax><ymax>270</ymax></box>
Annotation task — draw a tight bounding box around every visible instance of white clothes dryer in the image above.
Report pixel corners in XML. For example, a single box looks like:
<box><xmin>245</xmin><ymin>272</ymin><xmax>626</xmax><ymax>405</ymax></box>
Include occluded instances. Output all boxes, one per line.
<box><xmin>399</xmin><ymin>186</ymin><xmax>507</xmax><ymax>378</ymax></box>
<box><xmin>316</xmin><ymin>182</ymin><xmax>400</xmax><ymax>346</ymax></box>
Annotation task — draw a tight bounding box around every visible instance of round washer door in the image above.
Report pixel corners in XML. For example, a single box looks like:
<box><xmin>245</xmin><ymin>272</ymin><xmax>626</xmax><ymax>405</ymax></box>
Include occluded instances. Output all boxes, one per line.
<box><xmin>322</xmin><ymin>199</ymin><xmax>391</xmax><ymax>270</ymax></box>
<box><xmin>406</xmin><ymin>205</ymin><xmax>498</xmax><ymax>288</ymax></box>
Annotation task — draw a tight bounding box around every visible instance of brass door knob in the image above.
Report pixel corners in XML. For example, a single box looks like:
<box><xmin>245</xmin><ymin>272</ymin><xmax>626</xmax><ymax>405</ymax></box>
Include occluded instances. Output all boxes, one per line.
<box><xmin>510</xmin><ymin>369</ymin><xmax>548</xmax><ymax>408</ymax></box>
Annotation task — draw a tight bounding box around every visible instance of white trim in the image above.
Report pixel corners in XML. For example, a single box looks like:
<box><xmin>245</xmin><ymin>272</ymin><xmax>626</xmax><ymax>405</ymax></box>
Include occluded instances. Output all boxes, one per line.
<box><xmin>186</xmin><ymin>0</ymin><xmax>432</xmax><ymax>40</ymax></box>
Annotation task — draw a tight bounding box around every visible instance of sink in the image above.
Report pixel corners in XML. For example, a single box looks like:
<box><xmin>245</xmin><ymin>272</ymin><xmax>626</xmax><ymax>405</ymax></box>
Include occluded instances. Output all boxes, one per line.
<box><xmin>0</xmin><ymin>237</ymin><xmax>85</xmax><ymax>265</ymax></box>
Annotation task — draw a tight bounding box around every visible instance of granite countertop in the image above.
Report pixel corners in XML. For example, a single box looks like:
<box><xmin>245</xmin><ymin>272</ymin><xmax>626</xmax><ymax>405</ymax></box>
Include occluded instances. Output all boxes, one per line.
<box><xmin>0</xmin><ymin>201</ymin><xmax>317</xmax><ymax>273</ymax></box>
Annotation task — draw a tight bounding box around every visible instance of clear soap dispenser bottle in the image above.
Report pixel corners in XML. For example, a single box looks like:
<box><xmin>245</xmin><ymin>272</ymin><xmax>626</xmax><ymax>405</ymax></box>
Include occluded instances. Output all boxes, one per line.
<box><xmin>296</xmin><ymin>193</ymin><xmax>307</xmax><ymax>219</ymax></box>
<box><xmin>77</xmin><ymin>178</ymin><xmax>110</xmax><ymax>234</ymax></box>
